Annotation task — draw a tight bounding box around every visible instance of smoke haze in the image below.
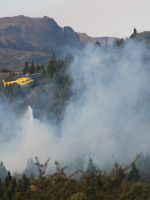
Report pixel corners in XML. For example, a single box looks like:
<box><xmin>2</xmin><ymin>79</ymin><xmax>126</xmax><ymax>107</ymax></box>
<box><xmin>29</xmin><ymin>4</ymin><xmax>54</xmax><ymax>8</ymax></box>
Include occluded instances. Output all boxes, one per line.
<box><xmin>1</xmin><ymin>41</ymin><xmax>150</xmax><ymax>172</ymax></box>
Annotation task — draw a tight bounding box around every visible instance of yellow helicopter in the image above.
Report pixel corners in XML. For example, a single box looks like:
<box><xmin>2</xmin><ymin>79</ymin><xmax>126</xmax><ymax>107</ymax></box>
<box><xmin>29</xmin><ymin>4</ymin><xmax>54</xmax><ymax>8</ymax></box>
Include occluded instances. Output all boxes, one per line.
<box><xmin>3</xmin><ymin>77</ymin><xmax>34</xmax><ymax>87</ymax></box>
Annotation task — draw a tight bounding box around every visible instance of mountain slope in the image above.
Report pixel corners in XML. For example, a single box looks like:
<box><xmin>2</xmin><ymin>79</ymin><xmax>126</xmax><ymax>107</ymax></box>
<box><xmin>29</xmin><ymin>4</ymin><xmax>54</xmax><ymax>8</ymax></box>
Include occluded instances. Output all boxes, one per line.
<box><xmin>0</xmin><ymin>15</ymin><xmax>84</xmax><ymax>55</ymax></box>
<box><xmin>78</xmin><ymin>32</ymin><xmax>118</xmax><ymax>45</ymax></box>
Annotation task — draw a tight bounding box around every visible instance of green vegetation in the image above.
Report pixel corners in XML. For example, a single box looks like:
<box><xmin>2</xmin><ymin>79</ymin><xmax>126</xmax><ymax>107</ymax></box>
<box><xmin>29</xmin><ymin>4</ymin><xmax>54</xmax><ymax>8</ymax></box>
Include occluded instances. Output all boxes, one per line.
<box><xmin>130</xmin><ymin>28</ymin><xmax>138</xmax><ymax>39</ymax></box>
<box><xmin>1</xmin><ymin>28</ymin><xmax>150</xmax><ymax>199</ymax></box>
<box><xmin>0</xmin><ymin>157</ymin><xmax>150</xmax><ymax>200</ymax></box>
<box><xmin>0</xmin><ymin>53</ymin><xmax>73</xmax><ymax>122</ymax></box>
<box><xmin>2</xmin><ymin>27</ymin><xmax>150</xmax><ymax>122</ymax></box>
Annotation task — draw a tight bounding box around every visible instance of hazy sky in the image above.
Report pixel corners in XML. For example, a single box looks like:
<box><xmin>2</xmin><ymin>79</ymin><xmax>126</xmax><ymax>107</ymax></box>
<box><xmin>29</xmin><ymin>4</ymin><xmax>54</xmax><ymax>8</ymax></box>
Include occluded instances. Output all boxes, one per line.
<box><xmin>0</xmin><ymin>0</ymin><xmax>150</xmax><ymax>37</ymax></box>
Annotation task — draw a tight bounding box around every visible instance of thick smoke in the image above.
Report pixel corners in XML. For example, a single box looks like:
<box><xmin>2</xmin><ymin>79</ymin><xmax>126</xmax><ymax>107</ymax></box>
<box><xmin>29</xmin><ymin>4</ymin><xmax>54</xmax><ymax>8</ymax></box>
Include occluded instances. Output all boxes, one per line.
<box><xmin>1</xmin><ymin>41</ymin><xmax>150</xmax><ymax>172</ymax></box>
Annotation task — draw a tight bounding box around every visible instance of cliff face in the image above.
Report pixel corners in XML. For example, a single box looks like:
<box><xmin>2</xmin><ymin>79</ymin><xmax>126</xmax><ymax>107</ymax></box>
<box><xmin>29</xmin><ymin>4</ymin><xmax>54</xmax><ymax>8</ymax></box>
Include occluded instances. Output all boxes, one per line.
<box><xmin>0</xmin><ymin>15</ymin><xmax>84</xmax><ymax>55</ymax></box>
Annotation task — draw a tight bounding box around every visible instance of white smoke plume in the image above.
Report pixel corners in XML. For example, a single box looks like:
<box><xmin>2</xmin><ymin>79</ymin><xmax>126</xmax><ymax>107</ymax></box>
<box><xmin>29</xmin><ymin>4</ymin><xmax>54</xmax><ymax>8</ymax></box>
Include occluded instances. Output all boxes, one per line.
<box><xmin>1</xmin><ymin>41</ymin><xmax>150</xmax><ymax>172</ymax></box>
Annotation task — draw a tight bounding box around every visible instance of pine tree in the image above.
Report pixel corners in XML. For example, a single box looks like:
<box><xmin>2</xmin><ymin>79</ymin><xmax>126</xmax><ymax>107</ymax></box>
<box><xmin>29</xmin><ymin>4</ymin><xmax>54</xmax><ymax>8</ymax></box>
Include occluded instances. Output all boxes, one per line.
<box><xmin>4</xmin><ymin>171</ymin><xmax>12</xmax><ymax>189</ymax></box>
<box><xmin>35</xmin><ymin>64</ymin><xmax>41</xmax><ymax>73</ymax></box>
<box><xmin>21</xmin><ymin>175</ymin><xmax>29</xmax><ymax>193</ymax></box>
<box><xmin>14</xmin><ymin>175</ymin><xmax>30</xmax><ymax>200</ymax></box>
<box><xmin>40</xmin><ymin>64</ymin><xmax>45</xmax><ymax>72</ymax></box>
<box><xmin>29</xmin><ymin>61</ymin><xmax>35</xmax><ymax>74</ymax></box>
<box><xmin>127</xmin><ymin>163</ymin><xmax>141</xmax><ymax>183</ymax></box>
<box><xmin>114</xmin><ymin>38</ymin><xmax>124</xmax><ymax>47</ymax></box>
<box><xmin>130</xmin><ymin>28</ymin><xmax>137</xmax><ymax>38</ymax></box>
<box><xmin>46</xmin><ymin>54</ymin><xmax>57</xmax><ymax>78</ymax></box>
<box><xmin>5</xmin><ymin>177</ymin><xmax>16</xmax><ymax>200</ymax></box>
<box><xmin>94</xmin><ymin>41</ymin><xmax>101</xmax><ymax>47</ymax></box>
<box><xmin>0</xmin><ymin>161</ymin><xmax>8</xmax><ymax>180</ymax></box>
<box><xmin>85</xmin><ymin>158</ymin><xmax>99</xmax><ymax>175</ymax></box>
<box><xmin>0</xmin><ymin>179</ymin><xmax>4</xmax><ymax>199</ymax></box>
<box><xmin>22</xmin><ymin>61</ymin><xmax>29</xmax><ymax>75</ymax></box>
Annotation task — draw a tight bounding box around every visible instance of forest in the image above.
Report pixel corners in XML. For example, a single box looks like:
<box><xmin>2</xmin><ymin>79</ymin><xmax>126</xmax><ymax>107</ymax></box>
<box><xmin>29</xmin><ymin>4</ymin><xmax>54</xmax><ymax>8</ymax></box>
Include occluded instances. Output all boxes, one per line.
<box><xmin>1</xmin><ymin>28</ymin><xmax>150</xmax><ymax>122</ymax></box>
<box><xmin>0</xmin><ymin>155</ymin><xmax>150</xmax><ymax>200</ymax></box>
<box><xmin>1</xmin><ymin>29</ymin><xmax>150</xmax><ymax>199</ymax></box>
<box><xmin>0</xmin><ymin>52</ymin><xmax>73</xmax><ymax>123</ymax></box>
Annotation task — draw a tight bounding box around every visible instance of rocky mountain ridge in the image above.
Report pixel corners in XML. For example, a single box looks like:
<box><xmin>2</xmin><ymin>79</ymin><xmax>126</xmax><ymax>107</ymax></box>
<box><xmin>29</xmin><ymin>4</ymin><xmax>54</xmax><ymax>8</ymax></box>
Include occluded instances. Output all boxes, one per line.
<box><xmin>0</xmin><ymin>15</ymin><xmax>83</xmax><ymax>54</ymax></box>
<box><xmin>2</xmin><ymin>15</ymin><xmax>148</xmax><ymax>69</ymax></box>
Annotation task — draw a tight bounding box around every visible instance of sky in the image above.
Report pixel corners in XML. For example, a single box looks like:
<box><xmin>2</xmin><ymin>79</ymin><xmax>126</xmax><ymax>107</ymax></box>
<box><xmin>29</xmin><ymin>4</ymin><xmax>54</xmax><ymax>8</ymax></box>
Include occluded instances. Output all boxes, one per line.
<box><xmin>0</xmin><ymin>0</ymin><xmax>150</xmax><ymax>39</ymax></box>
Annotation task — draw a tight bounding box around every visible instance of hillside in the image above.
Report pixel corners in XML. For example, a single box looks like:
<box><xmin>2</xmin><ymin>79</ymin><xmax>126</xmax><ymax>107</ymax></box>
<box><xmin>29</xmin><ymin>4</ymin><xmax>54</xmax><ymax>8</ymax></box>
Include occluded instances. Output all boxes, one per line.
<box><xmin>135</xmin><ymin>31</ymin><xmax>150</xmax><ymax>45</ymax></box>
<box><xmin>0</xmin><ymin>15</ymin><xmax>84</xmax><ymax>53</ymax></box>
<box><xmin>0</xmin><ymin>16</ymin><xmax>150</xmax><ymax>70</ymax></box>
<box><xmin>78</xmin><ymin>32</ymin><xmax>117</xmax><ymax>45</ymax></box>
<box><xmin>78</xmin><ymin>30</ymin><xmax>150</xmax><ymax>46</ymax></box>
<box><xmin>0</xmin><ymin>15</ymin><xmax>84</xmax><ymax>68</ymax></box>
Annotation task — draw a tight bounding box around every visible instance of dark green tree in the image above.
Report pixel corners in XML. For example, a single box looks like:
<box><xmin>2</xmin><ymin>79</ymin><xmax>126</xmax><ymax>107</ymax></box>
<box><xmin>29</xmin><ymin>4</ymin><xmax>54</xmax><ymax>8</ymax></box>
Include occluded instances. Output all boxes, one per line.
<box><xmin>46</xmin><ymin>54</ymin><xmax>57</xmax><ymax>78</ymax></box>
<box><xmin>0</xmin><ymin>179</ymin><xmax>4</xmax><ymax>199</ymax></box>
<box><xmin>21</xmin><ymin>175</ymin><xmax>30</xmax><ymax>193</ymax></box>
<box><xmin>127</xmin><ymin>163</ymin><xmax>141</xmax><ymax>183</ymax></box>
<box><xmin>114</xmin><ymin>38</ymin><xmax>124</xmax><ymax>47</ymax></box>
<box><xmin>94</xmin><ymin>41</ymin><xmax>101</xmax><ymax>48</ymax></box>
<box><xmin>130</xmin><ymin>28</ymin><xmax>138</xmax><ymax>38</ymax></box>
<box><xmin>4</xmin><ymin>171</ymin><xmax>12</xmax><ymax>189</ymax></box>
<box><xmin>14</xmin><ymin>175</ymin><xmax>30</xmax><ymax>200</ymax></box>
<box><xmin>64</xmin><ymin>53</ymin><xmax>73</xmax><ymax>68</ymax></box>
<box><xmin>85</xmin><ymin>158</ymin><xmax>99</xmax><ymax>175</ymax></box>
<box><xmin>35</xmin><ymin>64</ymin><xmax>41</xmax><ymax>73</ymax></box>
<box><xmin>40</xmin><ymin>64</ymin><xmax>45</xmax><ymax>72</ymax></box>
<box><xmin>5</xmin><ymin>177</ymin><xmax>16</xmax><ymax>200</ymax></box>
<box><xmin>4</xmin><ymin>83</ymin><xmax>24</xmax><ymax>100</ymax></box>
<box><xmin>0</xmin><ymin>161</ymin><xmax>8</xmax><ymax>180</ymax></box>
<box><xmin>29</xmin><ymin>61</ymin><xmax>35</xmax><ymax>74</ymax></box>
<box><xmin>22</xmin><ymin>61</ymin><xmax>29</xmax><ymax>75</ymax></box>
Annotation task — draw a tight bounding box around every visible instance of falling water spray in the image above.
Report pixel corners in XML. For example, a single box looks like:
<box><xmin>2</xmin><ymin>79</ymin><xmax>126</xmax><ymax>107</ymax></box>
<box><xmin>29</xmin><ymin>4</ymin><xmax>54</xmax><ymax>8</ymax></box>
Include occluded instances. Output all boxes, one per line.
<box><xmin>23</xmin><ymin>105</ymin><xmax>33</xmax><ymax>150</ymax></box>
<box><xmin>1</xmin><ymin>42</ymin><xmax>150</xmax><ymax>172</ymax></box>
